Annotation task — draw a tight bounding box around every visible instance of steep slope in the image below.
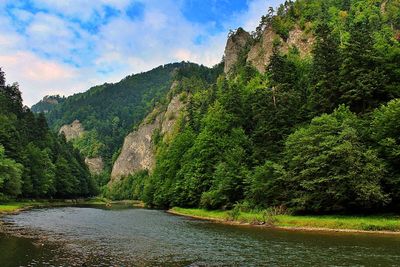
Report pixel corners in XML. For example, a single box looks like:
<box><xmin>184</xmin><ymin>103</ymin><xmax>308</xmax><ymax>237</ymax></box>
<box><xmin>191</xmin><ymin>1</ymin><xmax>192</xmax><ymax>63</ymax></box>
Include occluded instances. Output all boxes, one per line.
<box><xmin>104</xmin><ymin>0</ymin><xmax>400</xmax><ymax>213</ymax></box>
<box><xmin>224</xmin><ymin>25</ymin><xmax>314</xmax><ymax>75</ymax></box>
<box><xmin>58</xmin><ymin>120</ymin><xmax>104</xmax><ymax>175</ymax></box>
<box><xmin>39</xmin><ymin>62</ymin><xmax>196</xmax><ymax>168</ymax></box>
<box><xmin>111</xmin><ymin>92</ymin><xmax>185</xmax><ymax>181</ymax></box>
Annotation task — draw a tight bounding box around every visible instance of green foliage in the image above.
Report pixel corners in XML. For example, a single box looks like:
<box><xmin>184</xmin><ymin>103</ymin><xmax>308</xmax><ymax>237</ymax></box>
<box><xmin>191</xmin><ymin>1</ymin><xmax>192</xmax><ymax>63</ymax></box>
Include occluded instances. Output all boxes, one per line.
<box><xmin>0</xmin><ymin>145</ymin><xmax>23</xmax><ymax>197</ymax></box>
<box><xmin>245</xmin><ymin>161</ymin><xmax>286</xmax><ymax>209</ymax></box>
<box><xmin>31</xmin><ymin>95</ymin><xmax>65</xmax><ymax>113</ymax></box>
<box><xmin>371</xmin><ymin>99</ymin><xmax>400</xmax><ymax>207</ymax></box>
<box><xmin>110</xmin><ymin>0</ymin><xmax>400</xmax><ymax>214</ymax></box>
<box><xmin>105</xmin><ymin>171</ymin><xmax>149</xmax><ymax>201</ymax></box>
<box><xmin>284</xmin><ymin>106</ymin><xmax>388</xmax><ymax>212</ymax></box>
<box><xmin>0</xmin><ymin>68</ymin><xmax>96</xmax><ymax>199</ymax></box>
<box><xmin>42</xmin><ymin>62</ymin><xmax>222</xmax><ymax>169</ymax></box>
<box><xmin>72</xmin><ymin>130</ymin><xmax>105</xmax><ymax>158</ymax></box>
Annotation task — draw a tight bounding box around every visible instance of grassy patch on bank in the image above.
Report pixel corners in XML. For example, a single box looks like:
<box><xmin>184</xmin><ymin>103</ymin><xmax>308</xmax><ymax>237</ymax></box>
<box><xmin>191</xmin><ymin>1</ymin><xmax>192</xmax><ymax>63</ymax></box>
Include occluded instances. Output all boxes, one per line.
<box><xmin>0</xmin><ymin>198</ymin><xmax>108</xmax><ymax>214</ymax></box>
<box><xmin>170</xmin><ymin>207</ymin><xmax>400</xmax><ymax>232</ymax></box>
<box><xmin>0</xmin><ymin>198</ymin><xmax>144</xmax><ymax>214</ymax></box>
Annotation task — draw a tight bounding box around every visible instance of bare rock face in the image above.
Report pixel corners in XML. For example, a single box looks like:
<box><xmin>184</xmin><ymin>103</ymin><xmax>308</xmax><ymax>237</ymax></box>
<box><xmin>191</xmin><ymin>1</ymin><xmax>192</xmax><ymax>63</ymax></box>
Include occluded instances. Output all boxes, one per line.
<box><xmin>247</xmin><ymin>27</ymin><xmax>279</xmax><ymax>73</ymax></box>
<box><xmin>111</xmin><ymin>113</ymin><xmax>162</xmax><ymax>181</ymax></box>
<box><xmin>59</xmin><ymin>120</ymin><xmax>85</xmax><ymax>141</ymax></box>
<box><xmin>285</xmin><ymin>26</ymin><xmax>315</xmax><ymax>56</ymax></box>
<box><xmin>161</xmin><ymin>96</ymin><xmax>183</xmax><ymax>136</ymax></box>
<box><xmin>85</xmin><ymin>157</ymin><xmax>104</xmax><ymax>175</ymax></box>
<box><xmin>110</xmin><ymin>94</ymin><xmax>185</xmax><ymax>182</ymax></box>
<box><xmin>246</xmin><ymin>26</ymin><xmax>315</xmax><ymax>73</ymax></box>
<box><xmin>59</xmin><ymin>120</ymin><xmax>104</xmax><ymax>174</ymax></box>
<box><xmin>224</xmin><ymin>28</ymin><xmax>252</xmax><ymax>74</ymax></box>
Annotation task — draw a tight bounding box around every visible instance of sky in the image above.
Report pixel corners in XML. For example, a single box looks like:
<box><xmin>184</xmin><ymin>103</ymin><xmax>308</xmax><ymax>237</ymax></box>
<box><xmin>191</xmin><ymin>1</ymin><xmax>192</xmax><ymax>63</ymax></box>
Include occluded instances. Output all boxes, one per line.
<box><xmin>0</xmin><ymin>0</ymin><xmax>282</xmax><ymax>106</ymax></box>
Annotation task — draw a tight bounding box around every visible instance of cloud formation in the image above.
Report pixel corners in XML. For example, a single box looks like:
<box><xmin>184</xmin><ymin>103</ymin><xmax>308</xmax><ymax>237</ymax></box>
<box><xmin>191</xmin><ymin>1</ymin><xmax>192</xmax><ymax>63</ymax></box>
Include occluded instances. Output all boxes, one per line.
<box><xmin>0</xmin><ymin>0</ymin><xmax>282</xmax><ymax>106</ymax></box>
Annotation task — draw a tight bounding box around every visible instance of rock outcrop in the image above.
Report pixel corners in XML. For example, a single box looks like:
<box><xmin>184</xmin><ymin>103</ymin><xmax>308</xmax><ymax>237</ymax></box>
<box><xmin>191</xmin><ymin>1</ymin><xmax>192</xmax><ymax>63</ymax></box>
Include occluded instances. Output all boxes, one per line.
<box><xmin>85</xmin><ymin>157</ymin><xmax>104</xmax><ymax>175</ymax></box>
<box><xmin>59</xmin><ymin>120</ymin><xmax>104</xmax><ymax>174</ymax></box>
<box><xmin>225</xmin><ymin>26</ymin><xmax>314</xmax><ymax>74</ymax></box>
<box><xmin>110</xmin><ymin>94</ymin><xmax>185</xmax><ymax>182</ymax></box>
<box><xmin>59</xmin><ymin>120</ymin><xmax>85</xmax><ymax>141</ymax></box>
<box><xmin>224</xmin><ymin>28</ymin><xmax>252</xmax><ymax>74</ymax></box>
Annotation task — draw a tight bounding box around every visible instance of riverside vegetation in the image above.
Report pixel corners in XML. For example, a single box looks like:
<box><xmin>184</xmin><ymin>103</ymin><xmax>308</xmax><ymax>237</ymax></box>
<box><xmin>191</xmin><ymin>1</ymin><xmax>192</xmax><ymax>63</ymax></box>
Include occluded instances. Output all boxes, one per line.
<box><xmin>106</xmin><ymin>0</ymin><xmax>400</xmax><ymax>218</ymax></box>
<box><xmin>1</xmin><ymin>0</ymin><xmax>400</xmax><ymax>232</ymax></box>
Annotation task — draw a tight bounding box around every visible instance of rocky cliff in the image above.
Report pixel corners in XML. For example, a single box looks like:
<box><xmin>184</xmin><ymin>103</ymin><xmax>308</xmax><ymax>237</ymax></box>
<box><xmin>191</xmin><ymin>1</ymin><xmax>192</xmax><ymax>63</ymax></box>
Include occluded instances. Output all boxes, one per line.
<box><xmin>110</xmin><ymin>93</ymin><xmax>185</xmax><ymax>181</ymax></box>
<box><xmin>59</xmin><ymin>120</ymin><xmax>104</xmax><ymax>174</ymax></box>
<box><xmin>224</xmin><ymin>28</ymin><xmax>252</xmax><ymax>74</ymax></box>
<box><xmin>85</xmin><ymin>157</ymin><xmax>104</xmax><ymax>175</ymax></box>
<box><xmin>59</xmin><ymin>120</ymin><xmax>85</xmax><ymax>141</ymax></box>
<box><xmin>31</xmin><ymin>95</ymin><xmax>65</xmax><ymax>113</ymax></box>
<box><xmin>224</xmin><ymin>25</ymin><xmax>314</xmax><ymax>74</ymax></box>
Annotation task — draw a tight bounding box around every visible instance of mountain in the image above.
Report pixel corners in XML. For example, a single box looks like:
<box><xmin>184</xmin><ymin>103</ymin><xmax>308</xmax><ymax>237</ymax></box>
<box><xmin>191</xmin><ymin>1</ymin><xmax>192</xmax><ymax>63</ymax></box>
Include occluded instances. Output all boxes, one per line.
<box><xmin>105</xmin><ymin>0</ymin><xmax>400</xmax><ymax>214</ymax></box>
<box><xmin>31</xmin><ymin>95</ymin><xmax>65</xmax><ymax>113</ymax></box>
<box><xmin>35</xmin><ymin>61</ymin><xmax>222</xmax><ymax>180</ymax></box>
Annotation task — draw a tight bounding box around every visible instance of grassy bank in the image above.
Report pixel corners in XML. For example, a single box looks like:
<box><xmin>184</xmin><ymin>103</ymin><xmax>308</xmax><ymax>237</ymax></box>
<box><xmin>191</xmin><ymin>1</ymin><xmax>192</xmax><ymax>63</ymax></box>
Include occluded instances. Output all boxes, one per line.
<box><xmin>170</xmin><ymin>207</ymin><xmax>400</xmax><ymax>233</ymax></box>
<box><xmin>0</xmin><ymin>198</ymin><xmax>144</xmax><ymax>214</ymax></box>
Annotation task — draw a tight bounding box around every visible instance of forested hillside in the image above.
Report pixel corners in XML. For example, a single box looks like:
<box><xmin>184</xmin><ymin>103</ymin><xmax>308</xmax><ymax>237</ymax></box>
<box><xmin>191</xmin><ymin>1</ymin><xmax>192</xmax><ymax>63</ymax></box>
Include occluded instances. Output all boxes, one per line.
<box><xmin>39</xmin><ymin>62</ymin><xmax>221</xmax><ymax>174</ymax></box>
<box><xmin>108</xmin><ymin>0</ymin><xmax>400</xmax><ymax>213</ymax></box>
<box><xmin>31</xmin><ymin>95</ymin><xmax>65</xmax><ymax>114</ymax></box>
<box><xmin>0</xmin><ymin>68</ymin><xmax>97</xmax><ymax>200</ymax></box>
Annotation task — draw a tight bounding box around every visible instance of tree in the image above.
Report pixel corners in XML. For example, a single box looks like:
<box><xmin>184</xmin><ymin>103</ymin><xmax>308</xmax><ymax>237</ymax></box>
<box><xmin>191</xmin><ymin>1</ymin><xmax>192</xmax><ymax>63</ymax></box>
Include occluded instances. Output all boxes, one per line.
<box><xmin>284</xmin><ymin>106</ymin><xmax>388</xmax><ymax>212</ymax></box>
<box><xmin>245</xmin><ymin>161</ymin><xmax>286</xmax><ymax>209</ymax></box>
<box><xmin>0</xmin><ymin>145</ymin><xmax>22</xmax><ymax>197</ymax></box>
<box><xmin>371</xmin><ymin>99</ymin><xmax>400</xmax><ymax>208</ymax></box>
<box><xmin>310</xmin><ymin>17</ymin><xmax>341</xmax><ymax>113</ymax></box>
<box><xmin>22</xmin><ymin>143</ymin><xmax>55</xmax><ymax>197</ymax></box>
<box><xmin>339</xmin><ymin>7</ymin><xmax>390</xmax><ymax>113</ymax></box>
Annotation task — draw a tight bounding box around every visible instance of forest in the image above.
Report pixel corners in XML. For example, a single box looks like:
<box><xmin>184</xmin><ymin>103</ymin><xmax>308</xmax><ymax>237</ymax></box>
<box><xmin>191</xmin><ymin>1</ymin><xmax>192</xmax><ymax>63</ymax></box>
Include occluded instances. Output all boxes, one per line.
<box><xmin>1</xmin><ymin>0</ymin><xmax>399</xmax><ymax>215</ymax></box>
<box><xmin>38</xmin><ymin>62</ymin><xmax>221</xmax><ymax>174</ymax></box>
<box><xmin>107</xmin><ymin>0</ymin><xmax>400</xmax><ymax>214</ymax></box>
<box><xmin>0</xmin><ymin>68</ymin><xmax>97</xmax><ymax>200</ymax></box>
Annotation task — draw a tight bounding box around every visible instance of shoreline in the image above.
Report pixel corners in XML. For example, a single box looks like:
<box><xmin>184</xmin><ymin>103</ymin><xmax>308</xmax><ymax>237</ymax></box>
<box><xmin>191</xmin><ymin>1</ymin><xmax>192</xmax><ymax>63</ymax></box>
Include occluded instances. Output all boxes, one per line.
<box><xmin>2</xmin><ymin>201</ymin><xmax>399</xmax><ymax>236</ymax></box>
<box><xmin>0</xmin><ymin>198</ymin><xmax>144</xmax><ymax>215</ymax></box>
<box><xmin>168</xmin><ymin>208</ymin><xmax>400</xmax><ymax>236</ymax></box>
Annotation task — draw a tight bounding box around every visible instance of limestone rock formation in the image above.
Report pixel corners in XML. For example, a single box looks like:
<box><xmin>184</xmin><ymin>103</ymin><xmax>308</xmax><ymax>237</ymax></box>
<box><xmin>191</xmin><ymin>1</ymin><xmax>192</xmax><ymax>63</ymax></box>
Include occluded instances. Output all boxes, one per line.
<box><xmin>226</xmin><ymin>26</ymin><xmax>314</xmax><ymax>74</ymax></box>
<box><xmin>85</xmin><ymin>157</ymin><xmax>104</xmax><ymax>175</ymax></box>
<box><xmin>224</xmin><ymin>28</ymin><xmax>252</xmax><ymax>74</ymax></box>
<box><xmin>110</xmin><ymin>94</ymin><xmax>185</xmax><ymax>181</ymax></box>
<box><xmin>59</xmin><ymin>120</ymin><xmax>104</xmax><ymax>174</ymax></box>
<box><xmin>59</xmin><ymin>120</ymin><xmax>85</xmax><ymax>141</ymax></box>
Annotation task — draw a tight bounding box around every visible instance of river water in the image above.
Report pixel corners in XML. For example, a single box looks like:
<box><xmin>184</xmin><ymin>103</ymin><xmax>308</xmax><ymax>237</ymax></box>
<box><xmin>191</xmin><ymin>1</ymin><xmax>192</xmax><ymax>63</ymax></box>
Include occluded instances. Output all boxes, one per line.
<box><xmin>0</xmin><ymin>205</ymin><xmax>399</xmax><ymax>266</ymax></box>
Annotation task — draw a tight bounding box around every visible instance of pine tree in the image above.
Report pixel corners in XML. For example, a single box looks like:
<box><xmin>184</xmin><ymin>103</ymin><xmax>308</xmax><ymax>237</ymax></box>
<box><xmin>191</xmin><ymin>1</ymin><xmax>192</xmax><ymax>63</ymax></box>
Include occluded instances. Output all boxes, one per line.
<box><xmin>340</xmin><ymin>20</ymin><xmax>389</xmax><ymax>113</ymax></box>
<box><xmin>310</xmin><ymin>15</ymin><xmax>341</xmax><ymax>113</ymax></box>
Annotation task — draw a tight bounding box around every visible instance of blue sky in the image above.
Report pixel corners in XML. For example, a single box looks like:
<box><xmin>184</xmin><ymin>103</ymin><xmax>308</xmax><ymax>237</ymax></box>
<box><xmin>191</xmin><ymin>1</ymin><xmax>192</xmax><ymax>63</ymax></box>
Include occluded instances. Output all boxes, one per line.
<box><xmin>0</xmin><ymin>0</ymin><xmax>282</xmax><ymax>106</ymax></box>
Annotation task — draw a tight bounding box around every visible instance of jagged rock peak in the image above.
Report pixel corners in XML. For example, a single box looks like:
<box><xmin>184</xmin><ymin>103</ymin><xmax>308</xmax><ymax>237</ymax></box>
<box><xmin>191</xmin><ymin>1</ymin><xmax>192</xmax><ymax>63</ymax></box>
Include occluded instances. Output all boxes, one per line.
<box><xmin>223</xmin><ymin>27</ymin><xmax>252</xmax><ymax>74</ymax></box>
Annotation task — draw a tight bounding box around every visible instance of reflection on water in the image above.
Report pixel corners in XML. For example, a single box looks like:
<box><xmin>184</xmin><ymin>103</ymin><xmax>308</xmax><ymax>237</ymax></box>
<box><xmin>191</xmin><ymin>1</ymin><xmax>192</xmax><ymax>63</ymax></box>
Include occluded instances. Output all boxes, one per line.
<box><xmin>1</xmin><ymin>206</ymin><xmax>400</xmax><ymax>266</ymax></box>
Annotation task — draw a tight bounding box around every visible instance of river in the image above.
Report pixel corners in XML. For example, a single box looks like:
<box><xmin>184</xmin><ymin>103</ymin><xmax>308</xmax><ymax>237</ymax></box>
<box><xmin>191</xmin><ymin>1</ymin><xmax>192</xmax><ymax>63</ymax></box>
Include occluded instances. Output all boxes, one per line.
<box><xmin>0</xmin><ymin>205</ymin><xmax>399</xmax><ymax>266</ymax></box>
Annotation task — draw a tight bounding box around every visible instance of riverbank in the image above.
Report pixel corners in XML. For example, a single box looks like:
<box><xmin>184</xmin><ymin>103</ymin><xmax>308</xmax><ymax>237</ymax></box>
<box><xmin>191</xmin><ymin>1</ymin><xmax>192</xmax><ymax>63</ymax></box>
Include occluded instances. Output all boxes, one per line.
<box><xmin>169</xmin><ymin>207</ymin><xmax>400</xmax><ymax>234</ymax></box>
<box><xmin>0</xmin><ymin>198</ymin><xmax>144</xmax><ymax>214</ymax></box>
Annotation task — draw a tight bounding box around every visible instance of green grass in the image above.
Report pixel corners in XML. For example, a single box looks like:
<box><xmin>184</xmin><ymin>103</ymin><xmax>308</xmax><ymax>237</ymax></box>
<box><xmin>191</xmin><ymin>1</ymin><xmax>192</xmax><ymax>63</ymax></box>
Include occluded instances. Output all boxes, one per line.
<box><xmin>170</xmin><ymin>207</ymin><xmax>400</xmax><ymax>232</ymax></box>
<box><xmin>0</xmin><ymin>203</ymin><xmax>26</xmax><ymax>213</ymax></box>
<box><xmin>0</xmin><ymin>198</ymin><xmax>144</xmax><ymax>214</ymax></box>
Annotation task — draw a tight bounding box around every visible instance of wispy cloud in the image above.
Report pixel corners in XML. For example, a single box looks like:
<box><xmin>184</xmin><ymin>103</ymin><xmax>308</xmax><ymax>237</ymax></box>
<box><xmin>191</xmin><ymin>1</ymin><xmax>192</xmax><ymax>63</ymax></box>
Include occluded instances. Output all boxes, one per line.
<box><xmin>0</xmin><ymin>0</ymin><xmax>283</xmax><ymax>106</ymax></box>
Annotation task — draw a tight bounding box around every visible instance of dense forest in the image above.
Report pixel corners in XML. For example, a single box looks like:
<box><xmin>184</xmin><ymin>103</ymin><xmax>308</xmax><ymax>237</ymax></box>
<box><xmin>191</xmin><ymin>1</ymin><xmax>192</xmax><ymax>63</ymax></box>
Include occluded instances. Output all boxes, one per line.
<box><xmin>0</xmin><ymin>68</ymin><xmax>97</xmax><ymax>200</ymax></box>
<box><xmin>107</xmin><ymin>0</ymin><xmax>400</xmax><ymax>214</ymax></box>
<box><xmin>38</xmin><ymin>62</ymin><xmax>222</xmax><ymax>176</ymax></box>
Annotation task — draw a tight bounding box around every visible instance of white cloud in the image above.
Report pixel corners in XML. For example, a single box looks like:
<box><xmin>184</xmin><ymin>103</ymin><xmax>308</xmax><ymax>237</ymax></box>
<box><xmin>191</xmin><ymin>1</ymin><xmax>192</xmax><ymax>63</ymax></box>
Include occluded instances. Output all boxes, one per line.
<box><xmin>0</xmin><ymin>0</ymin><xmax>284</xmax><ymax>106</ymax></box>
